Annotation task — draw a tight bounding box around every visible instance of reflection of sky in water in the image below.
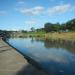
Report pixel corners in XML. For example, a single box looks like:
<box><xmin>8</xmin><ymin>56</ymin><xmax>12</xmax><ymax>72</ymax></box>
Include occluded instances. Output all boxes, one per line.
<box><xmin>7</xmin><ymin>38</ymin><xmax>75</xmax><ymax>74</ymax></box>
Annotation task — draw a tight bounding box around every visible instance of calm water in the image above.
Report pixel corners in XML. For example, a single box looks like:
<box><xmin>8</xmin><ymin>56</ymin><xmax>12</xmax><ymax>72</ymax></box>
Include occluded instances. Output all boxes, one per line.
<box><xmin>7</xmin><ymin>38</ymin><xmax>75</xmax><ymax>75</ymax></box>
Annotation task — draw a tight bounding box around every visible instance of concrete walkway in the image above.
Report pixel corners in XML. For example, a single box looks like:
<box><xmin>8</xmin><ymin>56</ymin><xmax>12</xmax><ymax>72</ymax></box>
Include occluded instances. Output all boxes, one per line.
<box><xmin>0</xmin><ymin>39</ymin><xmax>47</xmax><ymax>75</ymax></box>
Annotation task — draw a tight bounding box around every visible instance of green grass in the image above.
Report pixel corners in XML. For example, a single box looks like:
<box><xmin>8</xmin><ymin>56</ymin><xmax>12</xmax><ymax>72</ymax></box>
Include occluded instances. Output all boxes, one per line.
<box><xmin>10</xmin><ymin>31</ymin><xmax>75</xmax><ymax>41</ymax></box>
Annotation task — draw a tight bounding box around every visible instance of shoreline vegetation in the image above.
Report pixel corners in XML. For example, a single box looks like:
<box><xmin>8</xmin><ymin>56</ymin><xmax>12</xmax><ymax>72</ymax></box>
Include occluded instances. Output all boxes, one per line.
<box><xmin>44</xmin><ymin>32</ymin><xmax>75</xmax><ymax>41</ymax></box>
<box><xmin>7</xmin><ymin>31</ymin><xmax>75</xmax><ymax>41</ymax></box>
<box><xmin>0</xmin><ymin>18</ymin><xmax>75</xmax><ymax>41</ymax></box>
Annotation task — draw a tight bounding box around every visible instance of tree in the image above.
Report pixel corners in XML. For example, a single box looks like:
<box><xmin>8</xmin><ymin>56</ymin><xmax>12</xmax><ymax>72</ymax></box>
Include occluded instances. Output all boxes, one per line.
<box><xmin>60</xmin><ymin>24</ymin><xmax>66</xmax><ymax>31</ymax></box>
<box><xmin>31</xmin><ymin>27</ymin><xmax>35</xmax><ymax>32</ymax></box>
<box><xmin>44</xmin><ymin>23</ymin><xmax>60</xmax><ymax>32</ymax></box>
<box><xmin>21</xmin><ymin>30</ymin><xmax>27</xmax><ymax>33</ymax></box>
<box><xmin>44</xmin><ymin>23</ymin><xmax>53</xmax><ymax>32</ymax></box>
<box><xmin>36</xmin><ymin>28</ymin><xmax>45</xmax><ymax>32</ymax></box>
<box><xmin>66</xmin><ymin>19</ymin><xmax>75</xmax><ymax>31</ymax></box>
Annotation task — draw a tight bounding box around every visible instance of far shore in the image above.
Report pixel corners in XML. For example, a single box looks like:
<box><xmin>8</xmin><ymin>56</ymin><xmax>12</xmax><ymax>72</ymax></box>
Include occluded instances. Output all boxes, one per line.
<box><xmin>44</xmin><ymin>32</ymin><xmax>75</xmax><ymax>41</ymax></box>
<box><xmin>9</xmin><ymin>32</ymin><xmax>75</xmax><ymax>41</ymax></box>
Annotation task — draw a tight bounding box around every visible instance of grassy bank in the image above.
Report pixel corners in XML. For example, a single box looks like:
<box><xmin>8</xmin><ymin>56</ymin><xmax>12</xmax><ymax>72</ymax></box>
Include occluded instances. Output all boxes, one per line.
<box><xmin>27</xmin><ymin>32</ymin><xmax>75</xmax><ymax>41</ymax></box>
<box><xmin>10</xmin><ymin>31</ymin><xmax>46</xmax><ymax>38</ymax></box>
<box><xmin>10</xmin><ymin>31</ymin><xmax>75</xmax><ymax>41</ymax></box>
<box><xmin>45</xmin><ymin>32</ymin><xmax>75</xmax><ymax>41</ymax></box>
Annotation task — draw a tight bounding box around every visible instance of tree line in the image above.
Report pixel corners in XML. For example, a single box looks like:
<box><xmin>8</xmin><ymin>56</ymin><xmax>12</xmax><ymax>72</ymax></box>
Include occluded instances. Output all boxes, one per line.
<box><xmin>35</xmin><ymin>18</ymin><xmax>75</xmax><ymax>33</ymax></box>
<box><xmin>0</xmin><ymin>18</ymin><xmax>75</xmax><ymax>38</ymax></box>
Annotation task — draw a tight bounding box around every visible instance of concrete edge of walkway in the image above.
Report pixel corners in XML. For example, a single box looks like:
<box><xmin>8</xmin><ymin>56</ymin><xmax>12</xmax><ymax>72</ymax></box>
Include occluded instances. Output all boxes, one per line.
<box><xmin>1</xmin><ymin>39</ymin><xmax>48</xmax><ymax>75</ymax></box>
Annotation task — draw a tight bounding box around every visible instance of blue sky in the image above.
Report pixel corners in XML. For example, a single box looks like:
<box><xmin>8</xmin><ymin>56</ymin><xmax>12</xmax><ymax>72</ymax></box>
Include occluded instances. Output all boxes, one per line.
<box><xmin>0</xmin><ymin>0</ymin><xmax>75</xmax><ymax>31</ymax></box>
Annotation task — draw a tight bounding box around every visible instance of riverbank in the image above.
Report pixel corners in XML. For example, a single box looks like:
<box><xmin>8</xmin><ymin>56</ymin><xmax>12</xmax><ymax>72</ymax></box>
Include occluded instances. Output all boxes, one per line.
<box><xmin>11</xmin><ymin>32</ymin><xmax>75</xmax><ymax>41</ymax></box>
<box><xmin>0</xmin><ymin>39</ymin><xmax>47</xmax><ymax>75</ymax></box>
<box><xmin>45</xmin><ymin>32</ymin><xmax>75</xmax><ymax>41</ymax></box>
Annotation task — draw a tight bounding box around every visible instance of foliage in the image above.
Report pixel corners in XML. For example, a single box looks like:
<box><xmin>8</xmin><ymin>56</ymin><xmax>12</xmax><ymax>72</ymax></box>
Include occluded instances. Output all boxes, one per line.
<box><xmin>0</xmin><ymin>18</ymin><xmax>75</xmax><ymax>38</ymax></box>
<box><xmin>44</xmin><ymin>23</ymin><xmax>61</xmax><ymax>32</ymax></box>
<box><xmin>66</xmin><ymin>19</ymin><xmax>75</xmax><ymax>31</ymax></box>
<box><xmin>31</xmin><ymin>27</ymin><xmax>35</xmax><ymax>32</ymax></box>
<box><xmin>21</xmin><ymin>30</ymin><xmax>27</xmax><ymax>33</ymax></box>
<box><xmin>44</xmin><ymin>19</ymin><xmax>75</xmax><ymax>32</ymax></box>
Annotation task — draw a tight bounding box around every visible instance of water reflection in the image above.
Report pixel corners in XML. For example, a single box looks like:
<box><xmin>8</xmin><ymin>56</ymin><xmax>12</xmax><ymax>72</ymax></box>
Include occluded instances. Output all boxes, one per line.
<box><xmin>34</xmin><ymin>38</ymin><xmax>75</xmax><ymax>53</ymax></box>
<box><xmin>7</xmin><ymin>38</ymin><xmax>75</xmax><ymax>75</ymax></box>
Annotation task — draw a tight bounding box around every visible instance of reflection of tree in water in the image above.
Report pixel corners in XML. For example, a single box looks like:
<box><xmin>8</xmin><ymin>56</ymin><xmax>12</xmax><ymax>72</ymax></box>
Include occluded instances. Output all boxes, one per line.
<box><xmin>44</xmin><ymin>39</ymin><xmax>75</xmax><ymax>53</ymax></box>
<box><xmin>30</xmin><ymin>37</ymin><xmax>75</xmax><ymax>54</ymax></box>
<box><xmin>31</xmin><ymin>37</ymin><xmax>44</xmax><ymax>43</ymax></box>
<box><xmin>31</xmin><ymin>37</ymin><xmax>35</xmax><ymax>43</ymax></box>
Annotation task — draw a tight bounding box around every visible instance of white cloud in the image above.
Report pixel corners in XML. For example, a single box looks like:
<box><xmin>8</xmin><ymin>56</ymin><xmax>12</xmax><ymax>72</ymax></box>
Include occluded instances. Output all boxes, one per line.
<box><xmin>16</xmin><ymin>4</ymin><xmax>75</xmax><ymax>16</ymax></box>
<box><xmin>17</xmin><ymin>6</ymin><xmax>45</xmax><ymax>15</ymax></box>
<box><xmin>0</xmin><ymin>11</ymin><xmax>6</xmax><ymax>15</ymax></box>
<box><xmin>48</xmin><ymin>4</ymin><xmax>73</xmax><ymax>15</ymax></box>
<box><xmin>25</xmin><ymin>20</ymin><xmax>37</xmax><ymax>25</ymax></box>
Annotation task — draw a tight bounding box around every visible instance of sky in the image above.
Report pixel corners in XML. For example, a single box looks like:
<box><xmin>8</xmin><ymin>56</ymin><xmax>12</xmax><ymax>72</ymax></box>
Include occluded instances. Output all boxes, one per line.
<box><xmin>0</xmin><ymin>0</ymin><xmax>75</xmax><ymax>31</ymax></box>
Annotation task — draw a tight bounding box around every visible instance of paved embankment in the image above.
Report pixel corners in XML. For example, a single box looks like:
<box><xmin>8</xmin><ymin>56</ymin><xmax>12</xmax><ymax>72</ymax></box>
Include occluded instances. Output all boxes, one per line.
<box><xmin>0</xmin><ymin>39</ymin><xmax>47</xmax><ymax>75</ymax></box>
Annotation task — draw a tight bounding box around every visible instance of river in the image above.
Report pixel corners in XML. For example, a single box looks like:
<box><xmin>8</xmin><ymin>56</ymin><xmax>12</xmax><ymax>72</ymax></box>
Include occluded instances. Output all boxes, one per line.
<box><xmin>6</xmin><ymin>37</ymin><xmax>75</xmax><ymax>75</ymax></box>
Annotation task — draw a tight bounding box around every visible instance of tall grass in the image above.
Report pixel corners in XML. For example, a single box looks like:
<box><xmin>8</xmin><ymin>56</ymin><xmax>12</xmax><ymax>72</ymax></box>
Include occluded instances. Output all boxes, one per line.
<box><xmin>45</xmin><ymin>32</ymin><xmax>75</xmax><ymax>41</ymax></box>
<box><xmin>10</xmin><ymin>31</ymin><xmax>75</xmax><ymax>41</ymax></box>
